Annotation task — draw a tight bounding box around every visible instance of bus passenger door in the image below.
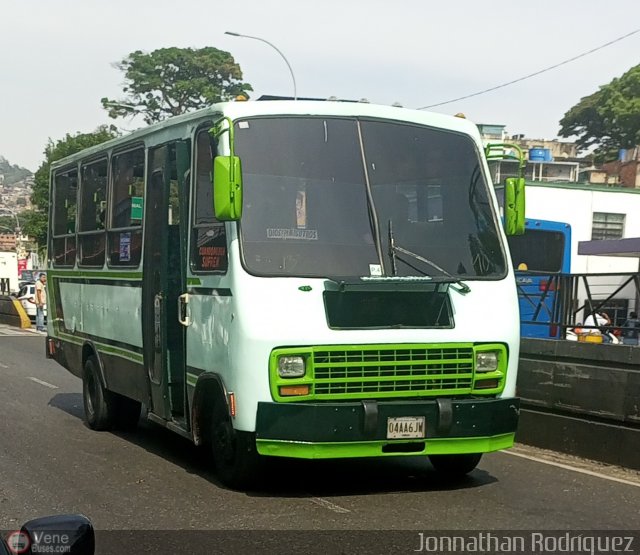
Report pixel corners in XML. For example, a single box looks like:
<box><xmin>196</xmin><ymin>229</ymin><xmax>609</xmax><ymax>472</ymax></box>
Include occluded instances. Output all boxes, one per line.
<box><xmin>143</xmin><ymin>142</ymin><xmax>190</xmax><ymax>423</ymax></box>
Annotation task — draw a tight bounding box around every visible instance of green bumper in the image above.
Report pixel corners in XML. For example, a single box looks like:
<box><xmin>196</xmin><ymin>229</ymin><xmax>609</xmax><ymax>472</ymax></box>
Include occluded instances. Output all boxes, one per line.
<box><xmin>255</xmin><ymin>397</ymin><xmax>519</xmax><ymax>459</ymax></box>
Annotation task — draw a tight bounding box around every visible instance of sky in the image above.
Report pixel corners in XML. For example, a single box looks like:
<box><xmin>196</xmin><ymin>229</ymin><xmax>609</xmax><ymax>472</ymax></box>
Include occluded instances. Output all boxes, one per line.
<box><xmin>1</xmin><ymin>0</ymin><xmax>638</xmax><ymax>171</ymax></box>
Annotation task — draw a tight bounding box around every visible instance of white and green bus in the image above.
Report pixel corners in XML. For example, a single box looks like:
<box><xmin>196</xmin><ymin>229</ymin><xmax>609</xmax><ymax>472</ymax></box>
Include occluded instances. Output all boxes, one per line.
<box><xmin>46</xmin><ymin>99</ymin><xmax>525</xmax><ymax>488</ymax></box>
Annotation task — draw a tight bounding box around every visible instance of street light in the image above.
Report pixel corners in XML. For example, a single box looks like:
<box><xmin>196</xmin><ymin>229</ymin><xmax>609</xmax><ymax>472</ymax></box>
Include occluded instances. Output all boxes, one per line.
<box><xmin>225</xmin><ymin>31</ymin><xmax>297</xmax><ymax>100</ymax></box>
<box><xmin>103</xmin><ymin>101</ymin><xmax>142</xmax><ymax>112</ymax></box>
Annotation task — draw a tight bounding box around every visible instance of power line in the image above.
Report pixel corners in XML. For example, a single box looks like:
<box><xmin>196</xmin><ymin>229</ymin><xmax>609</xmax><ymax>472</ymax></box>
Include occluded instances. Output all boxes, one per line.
<box><xmin>417</xmin><ymin>28</ymin><xmax>640</xmax><ymax>110</ymax></box>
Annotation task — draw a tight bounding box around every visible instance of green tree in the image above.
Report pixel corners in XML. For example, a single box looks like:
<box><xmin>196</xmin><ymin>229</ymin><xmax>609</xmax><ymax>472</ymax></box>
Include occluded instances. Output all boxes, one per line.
<box><xmin>559</xmin><ymin>64</ymin><xmax>640</xmax><ymax>159</ymax></box>
<box><xmin>31</xmin><ymin>125</ymin><xmax>119</xmax><ymax>246</ymax></box>
<box><xmin>0</xmin><ymin>215</ymin><xmax>14</xmax><ymax>232</ymax></box>
<box><xmin>101</xmin><ymin>47</ymin><xmax>252</xmax><ymax>124</ymax></box>
<box><xmin>19</xmin><ymin>210</ymin><xmax>48</xmax><ymax>243</ymax></box>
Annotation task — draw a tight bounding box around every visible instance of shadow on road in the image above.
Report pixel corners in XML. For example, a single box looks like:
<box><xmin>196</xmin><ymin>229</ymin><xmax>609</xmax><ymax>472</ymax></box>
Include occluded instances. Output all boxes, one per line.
<box><xmin>47</xmin><ymin>392</ymin><xmax>497</xmax><ymax>497</ymax></box>
<box><xmin>48</xmin><ymin>392</ymin><xmax>85</xmax><ymax>419</ymax></box>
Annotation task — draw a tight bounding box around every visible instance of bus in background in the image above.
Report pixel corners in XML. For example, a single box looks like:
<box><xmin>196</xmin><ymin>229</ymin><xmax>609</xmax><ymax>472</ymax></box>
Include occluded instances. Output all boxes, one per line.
<box><xmin>45</xmin><ymin>99</ymin><xmax>525</xmax><ymax>489</ymax></box>
<box><xmin>506</xmin><ymin>219</ymin><xmax>571</xmax><ymax>338</ymax></box>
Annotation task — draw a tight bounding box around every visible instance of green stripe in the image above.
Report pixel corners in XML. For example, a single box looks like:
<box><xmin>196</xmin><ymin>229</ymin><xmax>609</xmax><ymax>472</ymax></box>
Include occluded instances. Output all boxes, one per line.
<box><xmin>256</xmin><ymin>433</ymin><xmax>515</xmax><ymax>459</ymax></box>
<box><xmin>186</xmin><ymin>372</ymin><xmax>199</xmax><ymax>387</ymax></box>
<box><xmin>187</xmin><ymin>278</ymin><xmax>202</xmax><ymax>286</ymax></box>
<box><xmin>48</xmin><ymin>269</ymin><xmax>143</xmax><ymax>279</ymax></box>
<box><xmin>97</xmin><ymin>344</ymin><xmax>144</xmax><ymax>363</ymax></box>
<box><xmin>57</xmin><ymin>331</ymin><xmax>143</xmax><ymax>363</ymax></box>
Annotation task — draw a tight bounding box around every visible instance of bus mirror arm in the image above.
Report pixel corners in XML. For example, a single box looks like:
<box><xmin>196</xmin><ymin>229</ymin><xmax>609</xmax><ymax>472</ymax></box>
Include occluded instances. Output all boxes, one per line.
<box><xmin>178</xmin><ymin>293</ymin><xmax>191</xmax><ymax>326</ymax></box>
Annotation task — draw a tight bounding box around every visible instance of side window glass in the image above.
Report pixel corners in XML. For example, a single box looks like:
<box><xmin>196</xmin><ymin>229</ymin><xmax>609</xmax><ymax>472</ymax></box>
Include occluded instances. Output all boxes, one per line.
<box><xmin>78</xmin><ymin>158</ymin><xmax>108</xmax><ymax>267</ymax></box>
<box><xmin>52</xmin><ymin>167</ymin><xmax>78</xmax><ymax>266</ymax></box>
<box><xmin>191</xmin><ymin>129</ymin><xmax>228</xmax><ymax>273</ymax></box>
<box><xmin>108</xmin><ymin>147</ymin><xmax>145</xmax><ymax>267</ymax></box>
<box><xmin>111</xmin><ymin>148</ymin><xmax>145</xmax><ymax>229</ymax></box>
<box><xmin>80</xmin><ymin>159</ymin><xmax>108</xmax><ymax>231</ymax></box>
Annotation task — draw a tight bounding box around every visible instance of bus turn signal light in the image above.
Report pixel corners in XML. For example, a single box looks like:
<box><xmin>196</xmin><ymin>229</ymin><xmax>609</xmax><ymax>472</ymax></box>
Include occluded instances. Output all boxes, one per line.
<box><xmin>474</xmin><ymin>379</ymin><xmax>499</xmax><ymax>390</ymax></box>
<box><xmin>279</xmin><ymin>385</ymin><xmax>310</xmax><ymax>396</ymax></box>
<box><xmin>229</xmin><ymin>392</ymin><xmax>236</xmax><ymax>417</ymax></box>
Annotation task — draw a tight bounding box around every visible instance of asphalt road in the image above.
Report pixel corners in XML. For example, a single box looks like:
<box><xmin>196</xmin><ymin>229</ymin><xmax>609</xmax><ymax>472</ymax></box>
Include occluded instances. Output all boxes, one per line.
<box><xmin>1</xmin><ymin>329</ymin><xmax>640</xmax><ymax>553</ymax></box>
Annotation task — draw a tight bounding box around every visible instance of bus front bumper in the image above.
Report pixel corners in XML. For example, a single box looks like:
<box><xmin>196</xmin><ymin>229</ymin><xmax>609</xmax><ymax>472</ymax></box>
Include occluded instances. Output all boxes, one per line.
<box><xmin>255</xmin><ymin>397</ymin><xmax>519</xmax><ymax>459</ymax></box>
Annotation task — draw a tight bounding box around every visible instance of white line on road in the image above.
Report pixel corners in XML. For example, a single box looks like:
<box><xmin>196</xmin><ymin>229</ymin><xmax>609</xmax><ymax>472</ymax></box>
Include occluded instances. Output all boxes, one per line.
<box><xmin>27</xmin><ymin>377</ymin><xmax>59</xmax><ymax>389</ymax></box>
<box><xmin>501</xmin><ymin>450</ymin><xmax>640</xmax><ymax>488</ymax></box>
<box><xmin>309</xmin><ymin>497</ymin><xmax>351</xmax><ymax>513</ymax></box>
<box><xmin>0</xmin><ymin>363</ymin><xmax>8</xmax><ymax>369</ymax></box>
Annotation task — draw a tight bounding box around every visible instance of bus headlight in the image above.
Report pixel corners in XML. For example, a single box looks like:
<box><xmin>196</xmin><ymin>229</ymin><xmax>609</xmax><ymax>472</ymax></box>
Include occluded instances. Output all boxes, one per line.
<box><xmin>278</xmin><ymin>356</ymin><xmax>306</xmax><ymax>378</ymax></box>
<box><xmin>475</xmin><ymin>351</ymin><xmax>499</xmax><ymax>373</ymax></box>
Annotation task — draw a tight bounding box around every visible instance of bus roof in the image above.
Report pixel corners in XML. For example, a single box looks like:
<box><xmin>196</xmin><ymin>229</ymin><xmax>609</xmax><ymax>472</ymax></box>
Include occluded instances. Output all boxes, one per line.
<box><xmin>524</xmin><ymin>218</ymin><xmax>571</xmax><ymax>232</ymax></box>
<box><xmin>50</xmin><ymin>100</ymin><xmax>482</xmax><ymax>170</ymax></box>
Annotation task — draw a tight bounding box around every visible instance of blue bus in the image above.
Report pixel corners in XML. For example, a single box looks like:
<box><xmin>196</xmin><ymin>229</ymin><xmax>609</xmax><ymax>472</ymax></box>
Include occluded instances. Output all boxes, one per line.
<box><xmin>506</xmin><ymin>219</ymin><xmax>571</xmax><ymax>338</ymax></box>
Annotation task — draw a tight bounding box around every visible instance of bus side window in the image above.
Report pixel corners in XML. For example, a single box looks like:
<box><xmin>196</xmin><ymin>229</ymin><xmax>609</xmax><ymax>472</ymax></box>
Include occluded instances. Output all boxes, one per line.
<box><xmin>108</xmin><ymin>147</ymin><xmax>144</xmax><ymax>267</ymax></box>
<box><xmin>191</xmin><ymin>129</ymin><xmax>228</xmax><ymax>273</ymax></box>
<box><xmin>78</xmin><ymin>158</ymin><xmax>108</xmax><ymax>267</ymax></box>
<box><xmin>51</xmin><ymin>167</ymin><xmax>78</xmax><ymax>267</ymax></box>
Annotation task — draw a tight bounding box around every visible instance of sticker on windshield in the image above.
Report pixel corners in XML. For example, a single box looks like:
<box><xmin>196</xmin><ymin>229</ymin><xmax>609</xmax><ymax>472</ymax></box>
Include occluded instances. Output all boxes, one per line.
<box><xmin>369</xmin><ymin>264</ymin><xmax>382</xmax><ymax>276</ymax></box>
<box><xmin>267</xmin><ymin>228</ymin><xmax>318</xmax><ymax>240</ymax></box>
<box><xmin>296</xmin><ymin>190</ymin><xmax>307</xmax><ymax>229</ymax></box>
<box><xmin>119</xmin><ymin>232</ymin><xmax>131</xmax><ymax>262</ymax></box>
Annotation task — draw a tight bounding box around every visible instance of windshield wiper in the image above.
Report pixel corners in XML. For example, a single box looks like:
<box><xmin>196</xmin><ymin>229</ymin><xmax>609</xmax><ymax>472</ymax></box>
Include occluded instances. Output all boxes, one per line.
<box><xmin>388</xmin><ymin>220</ymin><xmax>471</xmax><ymax>294</ymax></box>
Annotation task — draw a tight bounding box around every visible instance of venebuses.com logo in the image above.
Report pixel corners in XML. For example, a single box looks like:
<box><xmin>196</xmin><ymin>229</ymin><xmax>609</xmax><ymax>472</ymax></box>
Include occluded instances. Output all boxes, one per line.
<box><xmin>5</xmin><ymin>531</ymin><xmax>30</xmax><ymax>554</ymax></box>
<box><xmin>4</xmin><ymin>530</ymin><xmax>72</xmax><ymax>554</ymax></box>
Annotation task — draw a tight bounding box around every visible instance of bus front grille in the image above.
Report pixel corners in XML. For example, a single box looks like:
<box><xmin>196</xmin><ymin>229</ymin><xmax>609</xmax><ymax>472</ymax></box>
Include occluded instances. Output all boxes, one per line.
<box><xmin>311</xmin><ymin>346</ymin><xmax>474</xmax><ymax>398</ymax></box>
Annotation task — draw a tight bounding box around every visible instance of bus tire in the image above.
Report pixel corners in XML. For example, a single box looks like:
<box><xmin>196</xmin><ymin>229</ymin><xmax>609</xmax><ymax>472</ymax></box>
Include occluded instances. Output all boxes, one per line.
<box><xmin>82</xmin><ymin>355</ymin><xmax>115</xmax><ymax>431</ymax></box>
<box><xmin>113</xmin><ymin>394</ymin><xmax>141</xmax><ymax>431</ymax></box>
<box><xmin>210</xmin><ymin>398</ymin><xmax>260</xmax><ymax>489</ymax></box>
<box><xmin>428</xmin><ymin>453</ymin><xmax>482</xmax><ymax>476</ymax></box>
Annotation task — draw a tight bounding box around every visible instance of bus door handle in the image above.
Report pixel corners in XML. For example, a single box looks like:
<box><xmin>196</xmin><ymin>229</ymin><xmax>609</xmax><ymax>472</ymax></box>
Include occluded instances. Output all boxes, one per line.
<box><xmin>178</xmin><ymin>293</ymin><xmax>191</xmax><ymax>327</ymax></box>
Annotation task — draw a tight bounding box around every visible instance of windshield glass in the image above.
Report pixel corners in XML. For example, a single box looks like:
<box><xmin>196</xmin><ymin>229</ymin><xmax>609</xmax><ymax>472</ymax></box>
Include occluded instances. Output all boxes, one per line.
<box><xmin>234</xmin><ymin>116</ymin><xmax>506</xmax><ymax>279</ymax></box>
<box><xmin>507</xmin><ymin>229</ymin><xmax>566</xmax><ymax>272</ymax></box>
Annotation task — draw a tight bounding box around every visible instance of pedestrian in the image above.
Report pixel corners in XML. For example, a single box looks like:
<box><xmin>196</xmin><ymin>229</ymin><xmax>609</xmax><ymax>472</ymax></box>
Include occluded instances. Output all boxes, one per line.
<box><xmin>35</xmin><ymin>272</ymin><xmax>47</xmax><ymax>332</ymax></box>
<box><xmin>622</xmin><ymin>311</ymin><xmax>640</xmax><ymax>346</ymax></box>
<box><xmin>583</xmin><ymin>311</ymin><xmax>611</xmax><ymax>343</ymax></box>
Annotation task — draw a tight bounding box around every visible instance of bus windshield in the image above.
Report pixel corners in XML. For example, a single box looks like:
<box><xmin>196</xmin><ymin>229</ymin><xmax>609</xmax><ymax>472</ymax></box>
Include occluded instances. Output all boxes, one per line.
<box><xmin>235</xmin><ymin>116</ymin><xmax>506</xmax><ymax>280</ymax></box>
<box><xmin>508</xmin><ymin>229</ymin><xmax>567</xmax><ymax>273</ymax></box>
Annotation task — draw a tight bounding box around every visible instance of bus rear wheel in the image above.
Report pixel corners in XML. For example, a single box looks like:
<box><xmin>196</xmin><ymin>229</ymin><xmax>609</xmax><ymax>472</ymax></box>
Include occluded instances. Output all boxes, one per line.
<box><xmin>82</xmin><ymin>355</ymin><xmax>115</xmax><ymax>431</ymax></box>
<box><xmin>428</xmin><ymin>453</ymin><xmax>482</xmax><ymax>476</ymax></box>
<box><xmin>210</xmin><ymin>399</ymin><xmax>260</xmax><ymax>490</ymax></box>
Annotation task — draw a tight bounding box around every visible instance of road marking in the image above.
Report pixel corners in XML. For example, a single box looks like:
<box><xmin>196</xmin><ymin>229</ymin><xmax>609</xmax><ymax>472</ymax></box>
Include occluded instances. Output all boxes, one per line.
<box><xmin>309</xmin><ymin>497</ymin><xmax>351</xmax><ymax>513</ymax></box>
<box><xmin>0</xmin><ymin>363</ymin><xmax>8</xmax><ymax>368</ymax></box>
<box><xmin>27</xmin><ymin>377</ymin><xmax>59</xmax><ymax>389</ymax></box>
<box><xmin>501</xmin><ymin>450</ymin><xmax>640</xmax><ymax>488</ymax></box>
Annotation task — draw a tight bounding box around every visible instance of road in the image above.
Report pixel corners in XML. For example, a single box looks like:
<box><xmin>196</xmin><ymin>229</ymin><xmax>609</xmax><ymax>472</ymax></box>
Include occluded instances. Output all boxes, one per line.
<box><xmin>1</xmin><ymin>328</ymin><xmax>640</xmax><ymax>553</ymax></box>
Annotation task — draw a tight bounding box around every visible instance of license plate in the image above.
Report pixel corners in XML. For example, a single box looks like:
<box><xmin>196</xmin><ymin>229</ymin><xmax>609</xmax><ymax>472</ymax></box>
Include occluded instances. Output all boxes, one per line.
<box><xmin>386</xmin><ymin>416</ymin><xmax>426</xmax><ymax>439</ymax></box>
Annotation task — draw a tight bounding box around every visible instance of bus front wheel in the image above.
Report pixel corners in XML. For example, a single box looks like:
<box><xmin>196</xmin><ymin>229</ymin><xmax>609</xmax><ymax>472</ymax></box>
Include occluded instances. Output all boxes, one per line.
<box><xmin>428</xmin><ymin>453</ymin><xmax>482</xmax><ymax>476</ymax></box>
<box><xmin>210</xmin><ymin>400</ymin><xmax>260</xmax><ymax>489</ymax></box>
<box><xmin>82</xmin><ymin>355</ymin><xmax>115</xmax><ymax>431</ymax></box>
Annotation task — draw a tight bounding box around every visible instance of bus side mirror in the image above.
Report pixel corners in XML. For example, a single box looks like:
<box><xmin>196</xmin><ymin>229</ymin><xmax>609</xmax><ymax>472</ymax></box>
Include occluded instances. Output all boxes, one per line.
<box><xmin>504</xmin><ymin>177</ymin><xmax>525</xmax><ymax>236</ymax></box>
<box><xmin>213</xmin><ymin>156</ymin><xmax>243</xmax><ymax>221</ymax></box>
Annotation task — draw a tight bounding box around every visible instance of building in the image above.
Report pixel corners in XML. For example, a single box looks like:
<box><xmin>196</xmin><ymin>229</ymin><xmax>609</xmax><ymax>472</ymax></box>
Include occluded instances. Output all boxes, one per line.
<box><xmin>512</xmin><ymin>181</ymin><xmax>640</xmax><ymax>318</ymax></box>
<box><xmin>0</xmin><ymin>232</ymin><xmax>17</xmax><ymax>251</ymax></box>
<box><xmin>601</xmin><ymin>147</ymin><xmax>640</xmax><ymax>188</ymax></box>
<box><xmin>478</xmin><ymin>123</ymin><xmax>581</xmax><ymax>183</ymax></box>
